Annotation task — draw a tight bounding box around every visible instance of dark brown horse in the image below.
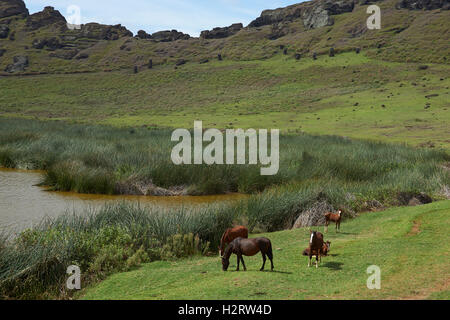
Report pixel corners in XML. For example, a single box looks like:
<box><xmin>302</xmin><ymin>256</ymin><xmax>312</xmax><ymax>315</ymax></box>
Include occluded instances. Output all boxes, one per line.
<box><xmin>222</xmin><ymin>237</ymin><xmax>274</xmax><ymax>272</ymax></box>
<box><xmin>219</xmin><ymin>226</ymin><xmax>249</xmax><ymax>256</ymax></box>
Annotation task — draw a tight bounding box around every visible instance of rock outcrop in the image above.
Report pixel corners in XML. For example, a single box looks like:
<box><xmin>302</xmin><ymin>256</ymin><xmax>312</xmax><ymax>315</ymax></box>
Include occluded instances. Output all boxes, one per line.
<box><xmin>79</xmin><ymin>23</ymin><xmax>132</xmax><ymax>40</ymax></box>
<box><xmin>136</xmin><ymin>29</ymin><xmax>151</xmax><ymax>39</ymax></box>
<box><xmin>26</xmin><ymin>6</ymin><xmax>66</xmax><ymax>30</ymax></box>
<box><xmin>248</xmin><ymin>0</ymin><xmax>356</xmax><ymax>30</ymax></box>
<box><xmin>0</xmin><ymin>0</ymin><xmax>28</xmax><ymax>19</ymax></box>
<box><xmin>4</xmin><ymin>55</ymin><xmax>28</xmax><ymax>73</ymax></box>
<box><xmin>151</xmin><ymin>29</ymin><xmax>190</xmax><ymax>42</ymax></box>
<box><xmin>200</xmin><ymin>23</ymin><xmax>243</xmax><ymax>39</ymax></box>
<box><xmin>396</xmin><ymin>0</ymin><xmax>450</xmax><ymax>10</ymax></box>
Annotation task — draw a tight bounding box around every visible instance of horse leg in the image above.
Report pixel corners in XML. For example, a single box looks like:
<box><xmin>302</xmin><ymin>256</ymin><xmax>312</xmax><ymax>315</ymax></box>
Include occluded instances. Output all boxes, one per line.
<box><xmin>325</xmin><ymin>221</ymin><xmax>328</xmax><ymax>233</ymax></box>
<box><xmin>316</xmin><ymin>254</ymin><xmax>319</xmax><ymax>269</ymax></box>
<box><xmin>268</xmin><ymin>251</ymin><xmax>274</xmax><ymax>271</ymax></box>
<box><xmin>260</xmin><ymin>253</ymin><xmax>266</xmax><ymax>271</ymax></box>
<box><xmin>236</xmin><ymin>254</ymin><xmax>240</xmax><ymax>271</ymax></box>
<box><xmin>240</xmin><ymin>256</ymin><xmax>247</xmax><ymax>271</ymax></box>
<box><xmin>308</xmin><ymin>255</ymin><xmax>312</xmax><ymax>268</ymax></box>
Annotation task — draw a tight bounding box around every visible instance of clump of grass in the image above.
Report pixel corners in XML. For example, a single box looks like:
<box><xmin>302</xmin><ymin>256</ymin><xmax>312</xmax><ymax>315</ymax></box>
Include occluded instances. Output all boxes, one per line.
<box><xmin>0</xmin><ymin>119</ymin><xmax>448</xmax><ymax>199</ymax></box>
<box><xmin>0</xmin><ymin>202</ymin><xmax>236</xmax><ymax>299</ymax></box>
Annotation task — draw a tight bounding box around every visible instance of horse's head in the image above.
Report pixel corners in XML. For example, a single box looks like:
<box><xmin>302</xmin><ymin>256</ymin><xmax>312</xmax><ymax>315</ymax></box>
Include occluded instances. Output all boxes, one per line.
<box><xmin>221</xmin><ymin>256</ymin><xmax>230</xmax><ymax>271</ymax></box>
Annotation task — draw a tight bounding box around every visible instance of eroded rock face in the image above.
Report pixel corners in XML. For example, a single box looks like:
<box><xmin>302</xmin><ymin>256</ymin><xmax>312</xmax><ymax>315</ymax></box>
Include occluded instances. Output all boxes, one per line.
<box><xmin>26</xmin><ymin>6</ymin><xmax>66</xmax><ymax>30</ymax></box>
<box><xmin>4</xmin><ymin>55</ymin><xmax>28</xmax><ymax>73</ymax></box>
<box><xmin>0</xmin><ymin>0</ymin><xmax>28</xmax><ymax>19</ymax></box>
<box><xmin>151</xmin><ymin>29</ymin><xmax>190</xmax><ymax>42</ymax></box>
<box><xmin>396</xmin><ymin>0</ymin><xmax>450</xmax><ymax>10</ymax></box>
<box><xmin>302</xmin><ymin>0</ymin><xmax>355</xmax><ymax>29</ymax></box>
<box><xmin>248</xmin><ymin>0</ymin><xmax>356</xmax><ymax>30</ymax></box>
<box><xmin>248</xmin><ymin>4</ymin><xmax>303</xmax><ymax>28</ymax></box>
<box><xmin>80</xmin><ymin>23</ymin><xmax>133</xmax><ymax>40</ymax></box>
<box><xmin>200</xmin><ymin>23</ymin><xmax>243</xmax><ymax>39</ymax></box>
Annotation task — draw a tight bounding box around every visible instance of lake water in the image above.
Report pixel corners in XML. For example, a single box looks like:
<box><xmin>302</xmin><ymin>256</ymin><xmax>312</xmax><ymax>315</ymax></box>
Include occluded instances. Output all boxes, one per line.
<box><xmin>0</xmin><ymin>168</ymin><xmax>245</xmax><ymax>234</ymax></box>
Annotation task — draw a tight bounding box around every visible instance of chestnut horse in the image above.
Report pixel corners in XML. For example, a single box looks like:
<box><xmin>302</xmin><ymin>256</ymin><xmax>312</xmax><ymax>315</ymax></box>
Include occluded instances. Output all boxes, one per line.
<box><xmin>219</xmin><ymin>226</ymin><xmax>249</xmax><ymax>256</ymax></box>
<box><xmin>305</xmin><ymin>231</ymin><xmax>325</xmax><ymax>268</ymax></box>
<box><xmin>324</xmin><ymin>210</ymin><xmax>342</xmax><ymax>233</ymax></box>
<box><xmin>222</xmin><ymin>237</ymin><xmax>274</xmax><ymax>272</ymax></box>
<box><xmin>302</xmin><ymin>241</ymin><xmax>331</xmax><ymax>263</ymax></box>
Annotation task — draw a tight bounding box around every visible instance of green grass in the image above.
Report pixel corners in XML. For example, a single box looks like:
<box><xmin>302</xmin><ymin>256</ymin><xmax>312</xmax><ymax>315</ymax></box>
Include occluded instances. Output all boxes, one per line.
<box><xmin>1</xmin><ymin>53</ymin><xmax>449</xmax><ymax>148</ymax></box>
<box><xmin>80</xmin><ymin>201</ymin><xmax>450</xmax><ymax>300</ymax></box>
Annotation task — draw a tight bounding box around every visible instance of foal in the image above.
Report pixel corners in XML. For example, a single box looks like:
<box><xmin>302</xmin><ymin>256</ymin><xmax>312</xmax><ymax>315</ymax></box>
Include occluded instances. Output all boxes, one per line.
<box><xmin>324</xmin><ymin>210</ymin><xmax>342</xmax><ymax>233</ymax></box>
<box><xmin>222</xmin><ymin>237</ymin><xmax>274</xmax><ymax>272</ymax></box>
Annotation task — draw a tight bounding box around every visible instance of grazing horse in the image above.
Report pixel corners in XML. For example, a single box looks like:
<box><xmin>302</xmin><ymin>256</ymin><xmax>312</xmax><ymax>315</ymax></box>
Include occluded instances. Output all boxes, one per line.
<box><xmin>306</xmin><ymin>231</ymin><xmax>324</xmax><ymax>268</ymax></box>
<box><xmin>324</xmin><ymin>210</ymin><xmax>342</xmax><ymax>233</ymax></box>
<box><xmin>219</xmin><ymin>226</ymin><xmax>249</xmax><ymax>256</ymax></box>
<box><xmin>303</xmin><ymin>241</ymin><xmax>331</xmax><ymax>263</ymax></box>
<box><xmin>222</xmin><ymin>237</ymin><xmax>274</xmax><ymax>272</ymax></box>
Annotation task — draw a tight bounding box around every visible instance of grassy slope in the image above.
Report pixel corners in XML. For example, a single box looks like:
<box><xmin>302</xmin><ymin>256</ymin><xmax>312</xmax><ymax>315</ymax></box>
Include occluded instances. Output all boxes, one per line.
<box><xmin>1</xmin><ymin>52</ymin><xmax>449</xmax><ymax>148</ymax></box>
<box><xmin>1</xmin><ymin>0</ymin><xmax>449</xmax><ymax>74</ymax></box>
<box><xmin>81</xmin><ymin>201</ymin><xmax>450</xmax><ymax>300</ymax></box>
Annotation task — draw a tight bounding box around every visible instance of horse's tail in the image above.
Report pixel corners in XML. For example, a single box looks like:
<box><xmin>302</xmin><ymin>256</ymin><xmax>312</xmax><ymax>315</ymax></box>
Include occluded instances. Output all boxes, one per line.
<box><xmin>267</xmin><ymin>239</ymin><xmax>274</xmax><ymax>259</ymax></box>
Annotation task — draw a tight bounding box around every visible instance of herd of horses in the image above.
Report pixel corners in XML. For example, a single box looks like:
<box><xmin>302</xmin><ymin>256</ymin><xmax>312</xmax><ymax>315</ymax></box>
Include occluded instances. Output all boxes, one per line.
<box><xmin>220</xmin><ymin>210</ymin><xmax>343</xmax><ymax>271</ymax></box>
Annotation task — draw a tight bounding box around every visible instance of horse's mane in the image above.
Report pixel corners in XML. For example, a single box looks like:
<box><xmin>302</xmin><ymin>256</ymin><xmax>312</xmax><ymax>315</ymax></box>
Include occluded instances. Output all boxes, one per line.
<box><xmin>220</xmin><ymin>228</ymin><xmax>230</xmax><ymax>251</ymax></box>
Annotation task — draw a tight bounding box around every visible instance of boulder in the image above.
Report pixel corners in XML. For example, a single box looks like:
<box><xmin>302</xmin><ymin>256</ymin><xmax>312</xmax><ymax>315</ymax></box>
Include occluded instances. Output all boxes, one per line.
<box><xmin>0</xmin><ymin>24</ymin><xmax>9</xmax><ymax>38</ymax></box>
<box><xmin>4</xmin><ymin>55</ymin><xmax>28</xmax><ymax>73</ymax></box>
<box><xmin>0</xmin><ymin>0</ymin><xmax>28</xmax><ymax>19</ymax></box>
<box><xmin>397</xmin><ymin>192</ymin><xmax>433</xmax><ymax>206</ymax></box>
<box><xmin>200</xmin><ymin>23</ymin><xmax>243</xmax><ymax>39</ymax></box>
<box><xmin>151</xmin><ymin>29</ymin><xmax>190</xmax><ymax>42</ymax></box>
<box><xmin>0</xmin><ymin>48</ymin><xmax>6</xmax><ymax>57</ymax></box>
<box><xmin>396</xmin><ymin>0</ymin><xmax>450</xmax><ymax>10</ymax></box>
<box><xmin>80</xmin><ymin>23</ymin><xmax>133</xmax><ymax>40</ymax></box>
<box><xmin>26</xmin><ymin>6</ymin><xmax>66</xmax><ymax>30</ymax></box>
<box><xmin>292</xmin><ymin>201</ymin><xmax>334</xmax><ymax>228</ymax></box>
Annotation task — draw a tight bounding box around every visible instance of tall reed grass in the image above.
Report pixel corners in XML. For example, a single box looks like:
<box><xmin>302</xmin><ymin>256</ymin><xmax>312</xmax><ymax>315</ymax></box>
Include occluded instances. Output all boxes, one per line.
<box><xmin>0</xmin><ymin>118</ymin><xmax>448</xmax><ymax>197</ymax></box>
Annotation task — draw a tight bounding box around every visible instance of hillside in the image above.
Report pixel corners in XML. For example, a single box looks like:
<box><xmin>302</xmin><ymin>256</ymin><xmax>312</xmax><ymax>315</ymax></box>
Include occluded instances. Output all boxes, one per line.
<box><xmin>80</xmin><ymin>201</ymin><xmax>450</xmax><ymax>300</ymax></box>
<box><xmin>0</xmin><ymin>0</ymin><xmax>449</xmax><ymax>75</ymax></box>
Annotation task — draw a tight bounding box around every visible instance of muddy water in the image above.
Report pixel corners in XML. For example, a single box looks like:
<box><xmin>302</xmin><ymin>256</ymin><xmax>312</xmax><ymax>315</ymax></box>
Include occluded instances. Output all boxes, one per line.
<box><xmin>0</xmin><ymin>168</ymin><xmax>246</xmax><ymax>233</ymax></box>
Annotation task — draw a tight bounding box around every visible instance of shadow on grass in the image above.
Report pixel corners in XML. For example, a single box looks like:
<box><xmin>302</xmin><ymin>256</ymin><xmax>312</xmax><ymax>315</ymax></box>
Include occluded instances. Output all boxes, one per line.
<box><xmin>322</xmin><ymin>261</ymin><xmax>344</xmax><ymax>271</ymax></box>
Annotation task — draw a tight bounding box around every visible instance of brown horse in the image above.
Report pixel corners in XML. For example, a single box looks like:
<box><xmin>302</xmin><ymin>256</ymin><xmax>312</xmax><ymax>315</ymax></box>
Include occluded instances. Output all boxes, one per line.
<box><xmin>324</xmin><ymin>210</ymin><xmax>342</xmax><ymax>233</ymax></box>
<box><xmin>222</xmin><ymin>237</ymin><xmax>274</xmax><ymax>272</ymax></box>
<box><xmin>302</xmin><ymin>241</ymin><xmax>331</xmax><ymax>263</ymax></box>
<box><xmin>219</xmin><ymin>226</ymin><xmax>249</xmax><ymax>256</ymax></box>
<box><xmin>306</xmin><ymin>231</ymin><xmax>325</xmax><ymax>268</ymax></box>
